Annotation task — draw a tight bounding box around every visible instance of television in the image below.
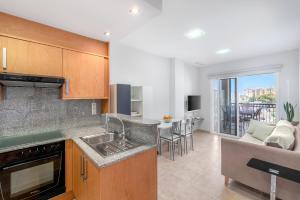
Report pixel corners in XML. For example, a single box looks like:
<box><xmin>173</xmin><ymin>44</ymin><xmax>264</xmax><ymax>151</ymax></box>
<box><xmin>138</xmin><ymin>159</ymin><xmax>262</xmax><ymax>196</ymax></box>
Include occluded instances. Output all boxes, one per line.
<box><xmin>187</xmin><ymin>95</ymin><xmax>201</xmax><ymax>111</ymax></box>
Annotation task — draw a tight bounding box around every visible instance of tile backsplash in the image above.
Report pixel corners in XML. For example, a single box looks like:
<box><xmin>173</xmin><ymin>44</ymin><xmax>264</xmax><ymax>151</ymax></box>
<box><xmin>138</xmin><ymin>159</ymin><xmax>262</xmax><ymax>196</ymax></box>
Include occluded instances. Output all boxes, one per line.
<box><xmin>0</xmin><ymin>87</ymin><xmax>102</xmax><ymax>137</ymax></box>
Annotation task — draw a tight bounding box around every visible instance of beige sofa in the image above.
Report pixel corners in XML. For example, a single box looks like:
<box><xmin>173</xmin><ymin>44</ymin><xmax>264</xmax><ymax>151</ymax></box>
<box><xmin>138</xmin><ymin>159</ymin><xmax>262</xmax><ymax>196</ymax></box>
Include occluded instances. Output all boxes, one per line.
<box><xmin>221</xmin><ymin>127</ymin><xmax>300</xmax><ymax>200</ymax></box>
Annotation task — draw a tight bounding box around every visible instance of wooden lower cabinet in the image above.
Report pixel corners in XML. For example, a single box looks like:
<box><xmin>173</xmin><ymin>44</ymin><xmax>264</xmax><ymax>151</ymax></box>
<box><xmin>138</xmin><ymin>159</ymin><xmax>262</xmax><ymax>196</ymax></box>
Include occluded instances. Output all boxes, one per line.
<box><xmin>73</xmin><ymin>143</ymin><xmax>99</xmax><ymax>200</ymax></box>
<box><xmin>72</xmin><ymin>143</ymin><xmax>157</xmax><ymax>200</ymax></box>
<box><xmin>50</xmin><ymin>191</ymin><xmax>74</xmax><ymax>200</ymax></box>
<box><xmin>99</xmin><ymin>147</ymin><xmax>157</xmax><ymax>200</ymax></box>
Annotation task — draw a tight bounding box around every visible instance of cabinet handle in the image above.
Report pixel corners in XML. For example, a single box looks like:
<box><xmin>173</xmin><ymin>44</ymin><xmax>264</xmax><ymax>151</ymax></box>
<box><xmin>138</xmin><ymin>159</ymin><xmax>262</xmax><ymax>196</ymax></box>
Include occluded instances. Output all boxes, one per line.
<box><xmin>2</xmin><ymin>48</ymin><xmax>7</xmax><ymax>70</ymax></box>
<box><xmin>84</xmin><ymin>158</ymin><xmax>88</xmax><ymax>181</ymax></box>
<box><xmin>80</xmin><ymin>155</ymin><xmax>84</xmax><ymax>178</ymax></box>
<box><xmin>65</xmin><ymin>79</ymin><xmax>70</xmax><ymax>96</ymax></box>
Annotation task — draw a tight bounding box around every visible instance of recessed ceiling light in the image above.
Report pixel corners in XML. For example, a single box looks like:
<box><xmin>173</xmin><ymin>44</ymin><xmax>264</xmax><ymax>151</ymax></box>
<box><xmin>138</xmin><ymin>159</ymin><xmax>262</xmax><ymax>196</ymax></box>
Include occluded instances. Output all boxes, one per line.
<box><xmin>184</xmin><ymin>29</ymin><xmax>206</xmax><ymax>39</ymax></box>
<box><xmin>129</xmin><ymin>6</ymin><xmax>140</xmax><ymax>16</ymax></box>
<box><xmin>216</xmin><ymin>48</ymin><xmax>232</xmax><ymax>54</ymax></box>
<box><xmin>104</xmin><ymin>32</ymin><xmax>112</xmax><ymax>36</ymax></box>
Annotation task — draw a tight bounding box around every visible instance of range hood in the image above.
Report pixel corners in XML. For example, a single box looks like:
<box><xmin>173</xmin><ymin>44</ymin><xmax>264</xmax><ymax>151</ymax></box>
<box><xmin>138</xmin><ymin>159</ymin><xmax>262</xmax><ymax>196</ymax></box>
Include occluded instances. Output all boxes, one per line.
<box><xmin>0</xmin><ymin>73</ymin><xmax>65</xmax><ymax>88</ymax></box>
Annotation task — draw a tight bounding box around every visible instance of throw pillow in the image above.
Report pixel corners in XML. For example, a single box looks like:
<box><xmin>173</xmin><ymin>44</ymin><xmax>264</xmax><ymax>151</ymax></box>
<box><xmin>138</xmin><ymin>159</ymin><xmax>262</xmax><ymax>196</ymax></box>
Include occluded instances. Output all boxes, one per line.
<box><xmin>252</xmin><ymin>122</ymin><xmax>275</xmax><ymax>141</ymax></box>
<box><xmin>265</xmin><ymin>123</ymin><xmax>295</xmax><ymax>150</ymax></box>
<box><xmin>247</xmin><ymin>119</ymin><xmax>260</xmax><ymax>134</ymax></box>
<box><xmin>276</xmin><ymin>120</ymin><xmax>294</xmax><ymax>129</ymax></box>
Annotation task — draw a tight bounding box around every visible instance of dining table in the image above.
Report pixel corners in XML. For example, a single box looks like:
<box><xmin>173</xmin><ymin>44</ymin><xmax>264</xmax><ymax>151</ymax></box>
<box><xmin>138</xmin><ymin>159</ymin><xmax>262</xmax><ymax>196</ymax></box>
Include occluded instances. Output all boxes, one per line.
<box><xmin>157</xmin><ymin>117</ymin><xmax>204</xmax><ymax>130</ymax></box>
<box><xmin>158</xmin><ymin>119</ymin><xmax>183</xmax><ymax>129</ymax></box>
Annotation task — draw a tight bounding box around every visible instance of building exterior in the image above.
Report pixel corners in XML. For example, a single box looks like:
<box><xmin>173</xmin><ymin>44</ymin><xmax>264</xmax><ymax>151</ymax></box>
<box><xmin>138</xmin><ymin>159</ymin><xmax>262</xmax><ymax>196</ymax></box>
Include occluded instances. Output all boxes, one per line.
<box><xmin>239</xmin><ymin>88</ymin><xmax>275</xmax><ymax>102</ymax></box>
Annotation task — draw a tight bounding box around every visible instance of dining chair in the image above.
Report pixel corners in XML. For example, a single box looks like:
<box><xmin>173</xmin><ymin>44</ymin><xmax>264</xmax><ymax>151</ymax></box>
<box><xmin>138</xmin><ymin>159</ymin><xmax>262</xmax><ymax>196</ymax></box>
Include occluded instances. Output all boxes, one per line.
<box><xmin>159</xmin><ymin>120</ymin><xmax>182</xmax><ymax>160</ymax></box>
<box><xmin>175</xmin><ymin>118</ymin><xmax>194</xmax><ymax>154</ymax></box>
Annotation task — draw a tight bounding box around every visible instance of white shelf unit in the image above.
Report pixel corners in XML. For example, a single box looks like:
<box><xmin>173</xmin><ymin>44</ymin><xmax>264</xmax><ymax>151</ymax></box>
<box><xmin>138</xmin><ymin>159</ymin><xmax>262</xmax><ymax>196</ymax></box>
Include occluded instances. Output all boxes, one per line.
<box><xmin>131</xmin><ymin>86</ymin><xmax>143</xmax><ymax>117</ymax></box>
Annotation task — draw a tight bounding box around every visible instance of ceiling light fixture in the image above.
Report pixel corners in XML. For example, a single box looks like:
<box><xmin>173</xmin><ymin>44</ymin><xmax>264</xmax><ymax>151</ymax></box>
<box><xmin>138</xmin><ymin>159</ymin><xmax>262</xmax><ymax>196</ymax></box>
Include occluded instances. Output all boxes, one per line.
<box><xmin>104</xmin><ymin>32</ymin><xmax>112</xmax><ymax>36</ymax></box>
<box><xmin>185</xmin><ymin>28</ymin><xmax>206</xmax><ymax>39</ymax></box>
<box><xmin>129</xmin><ymin>6</ymin><xmax>140</xmax><ymax>16</ymax></box>
<box><xmin>216</xmin><ymin>48</ymin><xmax>232</xmax><ymax>55</ymax></box>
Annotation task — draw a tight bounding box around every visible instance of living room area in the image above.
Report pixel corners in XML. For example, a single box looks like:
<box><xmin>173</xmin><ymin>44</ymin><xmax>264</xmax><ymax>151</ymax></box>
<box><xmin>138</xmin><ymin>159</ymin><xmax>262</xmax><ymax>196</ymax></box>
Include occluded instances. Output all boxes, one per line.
<box><xmin>157</xmin><ymin>49</ymin><xmax>300</xmax><ymax>199</ymax></box>
<box><xmin>110</xmin><ymin>1</ymin><xmax>300</xmax><ymax>199</ymax></box>
<box><xmin>193</xmin><ymin>49</ymin><xmax>300</xmax><ymax>200</ymax></box>
<box><xmin>117</xmin><ymin>1</ymin><xmax>300</xmax><ymax>199</ymax></box>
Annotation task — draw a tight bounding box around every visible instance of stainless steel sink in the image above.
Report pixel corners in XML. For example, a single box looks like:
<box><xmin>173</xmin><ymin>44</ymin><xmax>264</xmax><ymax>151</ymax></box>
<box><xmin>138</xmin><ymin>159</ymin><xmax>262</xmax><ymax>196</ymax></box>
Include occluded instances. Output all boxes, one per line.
<box><xmin>80</xmin><ymin>133</ymin><xmax>144</xmax><ymax>157</ymax></box>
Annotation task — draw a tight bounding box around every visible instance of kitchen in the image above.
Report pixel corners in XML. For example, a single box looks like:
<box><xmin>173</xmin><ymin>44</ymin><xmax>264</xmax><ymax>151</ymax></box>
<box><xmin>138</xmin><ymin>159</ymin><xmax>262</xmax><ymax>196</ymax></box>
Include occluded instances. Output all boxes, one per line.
<box><xmin>0</xmin><ymin>12</ymin><xmax>158</xmax><ymax>200</ymax></box>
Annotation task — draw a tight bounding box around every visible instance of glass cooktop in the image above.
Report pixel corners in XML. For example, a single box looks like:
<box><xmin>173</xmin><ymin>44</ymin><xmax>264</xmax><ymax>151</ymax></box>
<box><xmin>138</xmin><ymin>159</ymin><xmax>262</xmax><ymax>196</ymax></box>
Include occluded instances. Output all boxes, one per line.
<box><xmin>0</xmin><ymin>131</ymin><xmax>64</xmax><ymax>149</ymax></box>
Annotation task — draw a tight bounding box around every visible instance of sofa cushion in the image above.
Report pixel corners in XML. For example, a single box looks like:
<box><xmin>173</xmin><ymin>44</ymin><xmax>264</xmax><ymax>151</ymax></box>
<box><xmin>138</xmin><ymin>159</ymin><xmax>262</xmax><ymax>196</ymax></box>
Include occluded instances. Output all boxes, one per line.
<box><xmin>252</xmin><ymin>122</ymin><xmax>275</xmax><ymax>141</ymax></box>
<box><xmin>264</xmin><ymin>121</ymin><xmax>295</xmax><ymax>150</ymax></box>
<box><xmin>239</xmin><ymin>133</ymin><xmax>264</xmax><ymax>145</ymax></box>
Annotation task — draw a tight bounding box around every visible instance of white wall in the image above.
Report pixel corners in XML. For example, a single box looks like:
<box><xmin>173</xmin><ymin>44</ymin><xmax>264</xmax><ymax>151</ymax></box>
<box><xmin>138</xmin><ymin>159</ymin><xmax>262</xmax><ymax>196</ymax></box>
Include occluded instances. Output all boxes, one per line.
<box><xmin>110</xmin><ymin>43</ymin><xmax>171</xmax><ymax>119</ymax></box>
<box><xmin>184</xmin><ymin>63</ymin><xmax>201</xmax><ymax>96</ymax></box>
<box><xmin>198</xmin><ymin>49</ymin><xmax>299</xmax><ymax>132</ymax></box>
<box><xmin>169</xmin><ymin>60</ymin><xmax>201</xmax><ymax>118</ymax></box>
<box><xmin>110</xmin><ymin>45</ymin><xmax>201</xmax><ymax>120</ymax></box>
<box><xmin>169</xmin><ymin>59</ymin><xmax>185</xmax><ymax>119</ymax></box>
<box><xmin>183</xmin><ymin>63</ymin><xmax>201</xmax><ymax>122</ymax></box>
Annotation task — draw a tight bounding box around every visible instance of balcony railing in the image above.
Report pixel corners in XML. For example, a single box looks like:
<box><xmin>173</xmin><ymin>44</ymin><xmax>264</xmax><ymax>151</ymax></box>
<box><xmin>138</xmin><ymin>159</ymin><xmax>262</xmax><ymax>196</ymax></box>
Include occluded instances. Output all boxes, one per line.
<box><xmin>239</xmin><ymin>103</ymin><xmax>277</xmax><ymax>124</ymax></box>
<box><xmin>220</xmin><ymin>103</ymin><xmax>277</xmax><ymax>136</ymax></box>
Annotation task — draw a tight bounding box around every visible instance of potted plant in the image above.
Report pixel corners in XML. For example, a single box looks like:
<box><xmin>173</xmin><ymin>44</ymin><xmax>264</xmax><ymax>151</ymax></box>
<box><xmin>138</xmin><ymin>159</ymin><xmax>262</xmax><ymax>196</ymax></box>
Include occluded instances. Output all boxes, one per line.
<box><xmin>283</xmin><ymin>102</ymin><xmax>299</xmax><ymax>126</ymax></box>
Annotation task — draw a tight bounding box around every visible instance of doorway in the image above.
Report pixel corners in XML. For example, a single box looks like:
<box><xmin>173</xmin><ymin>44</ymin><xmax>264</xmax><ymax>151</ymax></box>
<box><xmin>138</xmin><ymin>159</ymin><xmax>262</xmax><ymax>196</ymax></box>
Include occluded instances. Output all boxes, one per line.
<box><xmin>213</xmin><ymin>78</ymin><xmax>238</xmax><ymax>136</ymax></box>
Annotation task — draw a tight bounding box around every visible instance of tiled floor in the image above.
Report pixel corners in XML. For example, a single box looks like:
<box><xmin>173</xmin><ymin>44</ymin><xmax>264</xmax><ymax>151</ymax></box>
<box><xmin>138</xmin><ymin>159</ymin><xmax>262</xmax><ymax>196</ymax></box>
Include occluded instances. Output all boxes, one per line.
<box><xmin>158</xmin><ymin>131</ymin><xmax>269</xmax><ymax>200</ymax></box>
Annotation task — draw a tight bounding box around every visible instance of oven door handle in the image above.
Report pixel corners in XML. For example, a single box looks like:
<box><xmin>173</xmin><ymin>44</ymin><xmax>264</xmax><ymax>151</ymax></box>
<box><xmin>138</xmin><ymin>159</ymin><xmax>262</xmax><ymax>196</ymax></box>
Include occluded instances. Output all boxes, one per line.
<box><xmin>2</xmin><ymin>154</ymin><xmax>60</xmax><ymax>170</ymax></box>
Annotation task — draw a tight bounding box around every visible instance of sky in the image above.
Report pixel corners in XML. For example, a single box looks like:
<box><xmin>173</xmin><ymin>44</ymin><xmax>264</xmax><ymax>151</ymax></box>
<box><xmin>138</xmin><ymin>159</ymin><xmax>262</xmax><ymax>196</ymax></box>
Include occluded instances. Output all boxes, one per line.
<box><xmin>238</xmin><ymin>73</ymin><xmax>276</xmax><ymax>94</ymax></box>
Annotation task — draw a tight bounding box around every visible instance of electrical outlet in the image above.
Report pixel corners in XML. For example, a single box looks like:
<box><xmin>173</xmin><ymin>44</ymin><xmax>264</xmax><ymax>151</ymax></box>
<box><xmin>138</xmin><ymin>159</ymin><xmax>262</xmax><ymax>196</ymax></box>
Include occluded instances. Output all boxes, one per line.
<box><xmin>92</xmin><ymin>103</ymin><xmax>97</xmax><ymax>115</ymax></box>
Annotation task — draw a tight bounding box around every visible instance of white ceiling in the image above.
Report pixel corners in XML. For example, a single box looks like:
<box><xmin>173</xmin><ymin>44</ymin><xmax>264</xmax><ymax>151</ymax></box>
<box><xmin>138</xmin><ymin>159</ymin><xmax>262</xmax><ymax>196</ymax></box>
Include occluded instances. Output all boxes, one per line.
<box><xmin>0</xmin><ymin>0</ymin><xmax>161</xmax><ymax>41</ymax></box>
<box><xmin>0</xmin><ymin>0</ymin><xmax>299</xmax><ymax>66</ymax></box>
<box><xmin>121</xmin><ymin>0</ymin><xmax>300</xmax><ymax>66</ymax></box>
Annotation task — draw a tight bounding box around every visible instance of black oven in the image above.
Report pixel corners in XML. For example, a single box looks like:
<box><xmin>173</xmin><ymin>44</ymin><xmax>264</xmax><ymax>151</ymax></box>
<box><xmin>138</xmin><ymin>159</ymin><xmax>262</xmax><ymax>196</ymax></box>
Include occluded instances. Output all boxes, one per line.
<box><xmin>0</xmin><ymin>141</ymin><xmax>65</xmax><ymax>200</ymax></box>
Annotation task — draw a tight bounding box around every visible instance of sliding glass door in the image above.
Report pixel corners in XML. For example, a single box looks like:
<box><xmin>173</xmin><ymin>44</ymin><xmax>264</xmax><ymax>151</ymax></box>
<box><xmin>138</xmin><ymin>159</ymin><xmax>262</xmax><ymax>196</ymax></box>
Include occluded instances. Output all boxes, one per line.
<box><xmin>212</xmin><ymin>73</ymin><xmax>277</xmax><ymax>137</ymax></box>
<box><xmin>214</xmin><ymin>78</ymin><xmax>238</xmax><ymax>136</ymax></box>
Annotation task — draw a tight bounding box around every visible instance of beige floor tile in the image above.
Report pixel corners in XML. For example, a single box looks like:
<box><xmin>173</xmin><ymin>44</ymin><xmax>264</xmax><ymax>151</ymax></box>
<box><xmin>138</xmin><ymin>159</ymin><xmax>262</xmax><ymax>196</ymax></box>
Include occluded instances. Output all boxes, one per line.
<box><xmin>158</xmin><ymin>131</ymin><xmax>269</xmax><ymax>200</ymax></box>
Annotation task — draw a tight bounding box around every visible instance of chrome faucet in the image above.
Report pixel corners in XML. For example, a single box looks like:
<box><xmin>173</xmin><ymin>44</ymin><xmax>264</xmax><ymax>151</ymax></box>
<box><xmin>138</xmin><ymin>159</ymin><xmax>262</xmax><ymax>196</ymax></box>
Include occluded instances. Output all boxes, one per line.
<box><xmin>106</xmin><ymin>114</ymin><xmax>126</xmax><ymax>139</ymax></box>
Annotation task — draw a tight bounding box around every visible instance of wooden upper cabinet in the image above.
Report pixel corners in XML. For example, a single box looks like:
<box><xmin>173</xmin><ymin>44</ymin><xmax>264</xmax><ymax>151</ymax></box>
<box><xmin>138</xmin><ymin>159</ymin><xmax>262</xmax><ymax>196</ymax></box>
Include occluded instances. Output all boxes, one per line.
<box><xmin>62</xmin><ymin>49</ymin><xmax>108</xmax><ymax>99</ymax></box>
<box><xmin>103</xmin><ymin>58</ymin><xmax>109</xmax><ymax>99</ymax></box>
<box><xmin>0</xmin><ymin>36</ymin><xmax>29</xmax><ymax>74</ymax></box>
<box><xmin>0</xmin><ymin>12</ymin><xmax>108</xmax><ymax>57</ymax></box>
<box><xmin>28</xmin><ymin>42</ymin><xmax>63</xmax><ymax>77</ymax></box>
<box><xmin>0</xmin><ymin>13</ymin><xmax>110</xmax><ymax>102</ymax></box>
<box><xmin>0</xmin><ymin>36</ymin><xmax>63</xmax><ymax>76</ymax></box>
